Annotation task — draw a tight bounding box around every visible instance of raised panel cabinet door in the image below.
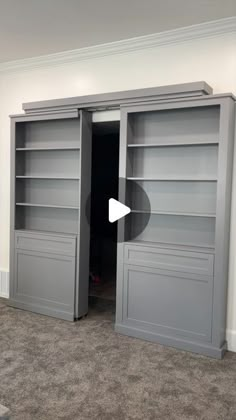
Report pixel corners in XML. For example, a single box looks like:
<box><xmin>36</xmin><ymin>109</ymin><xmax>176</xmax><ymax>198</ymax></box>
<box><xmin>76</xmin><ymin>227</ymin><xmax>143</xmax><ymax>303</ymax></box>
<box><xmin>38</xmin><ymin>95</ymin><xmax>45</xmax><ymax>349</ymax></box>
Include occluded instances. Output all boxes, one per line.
<box><xmin>122</xmin><ymin>265</ymin><xmax>213</xmax><ymax>343</ymax></box>
<box><xmin>14</xmin><ymin>249</ymin><xmax>76</xmax><ymax>321</ymax></box>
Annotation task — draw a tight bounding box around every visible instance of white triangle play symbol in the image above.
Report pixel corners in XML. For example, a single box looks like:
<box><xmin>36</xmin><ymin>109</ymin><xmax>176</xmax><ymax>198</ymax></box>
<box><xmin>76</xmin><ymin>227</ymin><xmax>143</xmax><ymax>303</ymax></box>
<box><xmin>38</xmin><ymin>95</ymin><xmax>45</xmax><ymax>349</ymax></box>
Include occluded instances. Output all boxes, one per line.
<box><xmin>109</xmin><ymin>198</ymin><xmax>131</xmax><ymax>223</ymax></box>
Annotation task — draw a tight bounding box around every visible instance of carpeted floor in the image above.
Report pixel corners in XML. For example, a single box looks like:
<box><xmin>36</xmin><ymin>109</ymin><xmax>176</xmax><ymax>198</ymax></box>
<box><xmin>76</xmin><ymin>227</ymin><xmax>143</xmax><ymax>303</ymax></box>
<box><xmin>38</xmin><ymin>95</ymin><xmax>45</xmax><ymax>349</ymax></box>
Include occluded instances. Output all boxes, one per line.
<box><xmin>1</xmin><ymin>298</ymin><xmax>236</xmax><ymax>420</ymax></box>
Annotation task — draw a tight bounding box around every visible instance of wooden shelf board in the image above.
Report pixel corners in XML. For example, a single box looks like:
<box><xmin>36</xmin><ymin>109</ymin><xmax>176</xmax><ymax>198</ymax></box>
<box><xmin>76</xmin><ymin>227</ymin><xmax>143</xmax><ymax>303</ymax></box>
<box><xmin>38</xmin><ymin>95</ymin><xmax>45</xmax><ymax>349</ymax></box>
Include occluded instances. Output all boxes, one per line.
<box><xmin>16</xmin><ymin>175</ymin><xmax>80</xmax><ymax>180</ymax></box>
<box><xmin>16</xmin><ymin>147</ymin><xmax>80</xmax><ymax>151</ymax></box>
<box><xmin>131</xmin><ymin>210</ymin><xmax>216</xmax><ymax>218</ymax></box>
<box><xmin>127</xmin><ymin>140</ymin><xmax>219</xmax><ymax>148</ymax></box>
<box><xmin>16</xmin><ymin>203</ymin><xmax>79</xmax><ymax>210</ymax></box>
<box><xmin>127</xmin><ymin>177</ymin><xmax>217</xmax><ymax>182</ymax></box>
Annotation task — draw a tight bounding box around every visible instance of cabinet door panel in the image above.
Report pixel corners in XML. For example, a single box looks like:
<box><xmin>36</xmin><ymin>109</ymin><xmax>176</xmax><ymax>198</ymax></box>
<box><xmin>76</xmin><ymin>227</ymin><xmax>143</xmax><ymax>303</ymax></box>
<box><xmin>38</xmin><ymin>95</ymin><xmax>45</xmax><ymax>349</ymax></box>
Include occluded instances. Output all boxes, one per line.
<box><xmin>123</xmin><ymin>265</ymin><xmax>213</xmax><ymax>342</ymax></box>
<box><xmin>14</xmin><ymin>249</ymin><xmax>75</xmax><ymax>319</ymax></box>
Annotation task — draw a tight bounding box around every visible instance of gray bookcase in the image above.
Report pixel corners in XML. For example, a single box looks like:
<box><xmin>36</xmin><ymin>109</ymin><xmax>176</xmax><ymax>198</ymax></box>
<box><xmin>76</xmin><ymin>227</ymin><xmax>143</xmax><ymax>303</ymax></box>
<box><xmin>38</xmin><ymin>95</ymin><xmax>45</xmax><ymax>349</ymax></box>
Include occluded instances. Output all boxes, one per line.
<box><xmin>116</xmin><ymin>96</ymin><xmax>235</xmax><ymax>359</ymax></box>
<box><xmin>8</xmin><ymin>82</ymin><xmax>235</xmax><ymax>358</ymax></box>
<box><xmin>9</xmin><ymin>110</ymin><xmax>92</xmax><ymax>320</ymax></box>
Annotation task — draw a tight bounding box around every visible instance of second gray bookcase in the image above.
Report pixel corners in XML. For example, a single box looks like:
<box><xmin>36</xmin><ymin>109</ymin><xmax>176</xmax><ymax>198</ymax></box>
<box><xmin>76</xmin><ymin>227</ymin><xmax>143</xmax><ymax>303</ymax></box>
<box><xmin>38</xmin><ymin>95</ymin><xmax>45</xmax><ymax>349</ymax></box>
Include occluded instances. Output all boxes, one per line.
<box><xmin>115</xmin><ymin>96</ymin><xmax>235</xmax><ymax>359</ymax></box>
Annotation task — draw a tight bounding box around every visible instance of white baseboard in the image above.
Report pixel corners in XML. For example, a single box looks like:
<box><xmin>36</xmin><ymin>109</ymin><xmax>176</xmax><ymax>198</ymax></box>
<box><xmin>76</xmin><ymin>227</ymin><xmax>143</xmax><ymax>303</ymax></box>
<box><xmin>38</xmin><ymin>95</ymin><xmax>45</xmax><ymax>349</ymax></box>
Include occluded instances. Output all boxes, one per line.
<box><xmin>226</xmin><ymin>329</ymin><xmax>236</xmax><ymax>353</ymax></box>
<box><xmin>0</xmin><ymin>270</ymin><xmax>9</xmax><ymax>298</ymax></box>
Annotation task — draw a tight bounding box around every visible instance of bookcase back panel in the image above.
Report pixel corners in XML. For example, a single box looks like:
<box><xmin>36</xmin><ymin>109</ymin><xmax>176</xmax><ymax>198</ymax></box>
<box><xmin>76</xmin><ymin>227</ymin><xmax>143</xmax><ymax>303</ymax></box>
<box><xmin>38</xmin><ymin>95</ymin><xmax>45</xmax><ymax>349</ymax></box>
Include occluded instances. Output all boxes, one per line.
<box><xmin>16</xmin><ymin>206</ymin><xmax>79</xmax><ymax>234</ymax></box>
<box><xmin>129</xmin><ymin>214</ymin><xmax>215</xmax><ymax>247</ymax></box>
<box><xmin>16</xmin><ymin>179</ymin><xmax>80</xmax><ymax>207</ymax></box>
<box><xmin>127</xmin><ymin>145</ymin><xmax>218</xmax><ymax>179</ymax></box>
<box><xmin>129</xmin><ymin>106</ymin><xmax>220</xmax><ymax>145</ymax></box>
<box><xmin>128</xmin><ymin>180</ymin><xmax>217</xmax><ymax>215</ymax></box>
<box><xmin>16</xmin><ymin>119</ymin><xmax>80</xmax><ymax>148</ymax></box>
<box><xmin>16</xmin><ymin>150</ymin><xmax>80</xmax><ymax>178</ymax></box>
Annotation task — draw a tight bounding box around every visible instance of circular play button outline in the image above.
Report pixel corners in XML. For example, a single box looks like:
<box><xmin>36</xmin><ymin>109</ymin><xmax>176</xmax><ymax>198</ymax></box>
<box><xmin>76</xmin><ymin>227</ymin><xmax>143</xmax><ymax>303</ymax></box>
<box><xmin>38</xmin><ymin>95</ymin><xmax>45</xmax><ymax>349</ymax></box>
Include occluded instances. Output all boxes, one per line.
<box><xmin>86</xmin><ymin>177</ymin><xmax>151</xmax><ymax>243</ymax></box>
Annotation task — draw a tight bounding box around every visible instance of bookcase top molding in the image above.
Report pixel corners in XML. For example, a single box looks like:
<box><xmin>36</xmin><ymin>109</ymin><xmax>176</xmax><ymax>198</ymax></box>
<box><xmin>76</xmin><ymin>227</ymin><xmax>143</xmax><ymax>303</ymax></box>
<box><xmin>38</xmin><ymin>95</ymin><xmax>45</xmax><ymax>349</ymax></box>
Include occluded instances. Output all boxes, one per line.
<box><xmin>21</xmin><ymin>81</ymin><xmax>217</xmax><ymax>115</ymax></box>
<box><xmin>9</xmin><ymin>81</ymin><xmax>236</xmax><ymax>119</ymax></box>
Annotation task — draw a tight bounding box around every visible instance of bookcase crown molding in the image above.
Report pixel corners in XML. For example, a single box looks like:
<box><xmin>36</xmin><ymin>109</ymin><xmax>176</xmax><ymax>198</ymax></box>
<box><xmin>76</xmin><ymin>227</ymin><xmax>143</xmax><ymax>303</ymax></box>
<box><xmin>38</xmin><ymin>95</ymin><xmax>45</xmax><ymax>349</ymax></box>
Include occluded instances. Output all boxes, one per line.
<box><xmin>0</xmin><ymin>17</ymin><xmax>236</xmax><ymax>74</ymax></box>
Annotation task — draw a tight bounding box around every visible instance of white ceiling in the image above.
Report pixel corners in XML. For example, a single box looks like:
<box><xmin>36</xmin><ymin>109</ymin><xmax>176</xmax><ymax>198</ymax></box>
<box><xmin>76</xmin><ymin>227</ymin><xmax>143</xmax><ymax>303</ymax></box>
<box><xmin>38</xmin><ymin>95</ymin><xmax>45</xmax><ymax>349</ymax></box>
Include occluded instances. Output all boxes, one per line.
<box><xmin>0</xmin><ymin>0</ymin><xmax>236</xmax><ymax>63</ymax></box>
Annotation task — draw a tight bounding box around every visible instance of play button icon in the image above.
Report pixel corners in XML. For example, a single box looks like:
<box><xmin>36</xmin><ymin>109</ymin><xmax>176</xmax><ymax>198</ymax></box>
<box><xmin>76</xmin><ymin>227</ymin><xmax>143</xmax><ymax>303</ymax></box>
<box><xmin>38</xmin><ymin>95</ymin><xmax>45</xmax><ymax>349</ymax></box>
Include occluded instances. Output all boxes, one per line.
<box><xmin>109</xmin><ymin>198</ymin><xmax>131</xmax><ymax>223</ymax></box>
<box><xmin>86</xmin><ymin>177</ymin><xmax>151</xmax><ymax>242</ymax></box>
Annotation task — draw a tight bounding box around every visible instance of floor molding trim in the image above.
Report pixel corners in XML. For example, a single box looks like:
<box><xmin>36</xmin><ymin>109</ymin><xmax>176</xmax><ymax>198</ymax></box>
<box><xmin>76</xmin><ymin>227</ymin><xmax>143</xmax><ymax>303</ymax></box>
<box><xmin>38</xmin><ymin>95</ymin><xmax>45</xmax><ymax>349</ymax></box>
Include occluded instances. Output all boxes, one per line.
<box><xmin>0</xmin><ymin>17</ymin><xmax>235</xmax><ymax>73</ymax></box>
<box><xmin>0</xmin><ymin>270</ymin><xmax>9</xmax><ymax>298</ymax></box>
<box><xmin>226</xmin><ymin>329</ymin><xmax>236</xmax><ymax>352</ymax></box>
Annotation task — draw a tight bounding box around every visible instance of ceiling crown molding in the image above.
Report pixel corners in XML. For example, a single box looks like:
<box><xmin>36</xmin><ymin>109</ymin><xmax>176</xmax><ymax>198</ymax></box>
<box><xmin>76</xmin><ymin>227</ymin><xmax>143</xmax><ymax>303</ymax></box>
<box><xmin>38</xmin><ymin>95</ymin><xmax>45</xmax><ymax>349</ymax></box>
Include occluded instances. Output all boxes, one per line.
<box><xmin>0</xmin><ymin>17</ymin><xmax>235</xmax><ymax>74</ymax></box>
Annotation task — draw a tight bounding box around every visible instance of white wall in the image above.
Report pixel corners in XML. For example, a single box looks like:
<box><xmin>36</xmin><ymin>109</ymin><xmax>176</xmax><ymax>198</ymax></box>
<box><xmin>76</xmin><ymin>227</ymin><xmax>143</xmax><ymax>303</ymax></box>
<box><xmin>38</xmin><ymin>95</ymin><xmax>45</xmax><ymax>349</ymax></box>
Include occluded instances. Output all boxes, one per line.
<box><xmin>0</xmin><ymin>28</ymin><xmax>236</xmax><ymax>349</ymax></box>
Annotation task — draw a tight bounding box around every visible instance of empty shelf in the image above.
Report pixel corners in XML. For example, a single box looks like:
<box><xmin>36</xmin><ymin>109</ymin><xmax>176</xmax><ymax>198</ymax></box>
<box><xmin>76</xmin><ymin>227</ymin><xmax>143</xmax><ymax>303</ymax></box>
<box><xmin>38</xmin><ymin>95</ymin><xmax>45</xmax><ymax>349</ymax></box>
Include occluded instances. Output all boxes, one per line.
<box><xmin>127</xmin><ymin>177</ymin><xmax>218</xmax><ymax>182</ymax></box>
<box><xmin>131</xmin><ymin>209</ymin><xmax>216</xmax><ymax>217</ymax></box>
<box><xmin>16</xmin><ymin>203</ymin><xmax>79</xmax><ymax>210</ymax></box>
<box><xmin>127</xmin><ymin>140</ymin><xmax>219</xmax><ymax>148</ymax></box>
<box><xmin>16</xmin><ymin>175</ymin><xmax>80</xmax><ymax>180</ymax></box>
<box><xmin>16</xmin><ymin>147</ymin><xmax>80</xmax><ymax>151</ymax></box>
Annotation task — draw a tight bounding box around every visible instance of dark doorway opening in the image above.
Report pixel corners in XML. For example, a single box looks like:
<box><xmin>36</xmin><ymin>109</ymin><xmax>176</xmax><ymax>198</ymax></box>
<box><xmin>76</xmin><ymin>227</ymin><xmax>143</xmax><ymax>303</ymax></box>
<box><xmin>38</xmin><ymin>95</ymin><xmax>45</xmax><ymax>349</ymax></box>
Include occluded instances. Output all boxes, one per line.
<box><xmin>89</xmin><ymin>121</ymin><xmax>120</xmax><ymax>313</ymax></box>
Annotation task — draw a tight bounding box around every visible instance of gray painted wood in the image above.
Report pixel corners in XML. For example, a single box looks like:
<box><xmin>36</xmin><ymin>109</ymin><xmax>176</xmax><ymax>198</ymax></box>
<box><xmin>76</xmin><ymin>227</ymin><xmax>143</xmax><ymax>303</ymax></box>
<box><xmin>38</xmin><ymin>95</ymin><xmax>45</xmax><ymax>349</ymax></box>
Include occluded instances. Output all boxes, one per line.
<box><xmin>16</xmin><ymin>178</ymin><xmax>80</xmax><ymax>208</ymax></box>
<box><xmin>128</xmin><ymin>180</ymin><xmax>217</xmax><ymax>215</ymax></box>
<box><xmin>22</xmin><ymin>82</ymin><xmax>213</xmax><ymax>113</ymax></box>
<box><xmin>212</xmin><ymin>97</ymin><xmax>235</xmax><ymax>348</ymax></box>
<box><xmin>11</xmin><ymin>110</ymin><xmax>79</xmax><ymax>121</ymax></box>
<box><xmin>128</xmin><ymin>106</ymin><xmax>220</xmax><ymax>145</ymax></box>
<box><xmin>126</xmin><ymin>239</ymin><xmax>215</xmax><ymax>255</ymax></box>
<box><xmin>75</xmin><ymin>110</ymin><xmax>92</xmax><ymax>319</ymax></box>
<box><xmin>9</xmin><ymin>110</ymin><xmax>92</xmax><ymax>321</ymax></box>
<box><xmin>9</xmin><ymin>117</ymin><xmax>16</xmax><ymax>301</ymax></box>
<box><xmin>15</xmin><ymin>206</ymin><xmax>79</xmax><ymax>234</ymax></box>
<box><xmin>129</xmin><ymin>213</ymin><xmax>216</xmax><ymax>248</ymax></box>
<box><xmin>15</xmin><ymin>230</ymin><xmax>76</xmax><ymax>256</ymax></box>
<box><xmin>11</xmin><ymin>234</ymin><xmax>76</xmax><ymax>321</ymax></box>
<box><xmin>115</xmin><ymin>324</ymin><xmax>227</xmax><ymax>359</ymax></box>
<box><xmin>9</xmin><ymin>82</ymin><xmax>235</xmax><ymax>358</ymax></box>
<box><xmin>123</xmin><ymin>265</ymin><xmax>213</xmax><ymax>342</ymax></box>
<box><xmin>16</xmin><ymin>118</ymin><xmax>81</xmax><ymax>148</ymax></box>
<box><xmin>16</xmin><ymin>149</ymin><xmax>80</xmax><ymax>178</ymax></box>
<box><xmin>127</xmin><ymin>144</ymin><xmax>218</xmax><ymax>179</ymax></box>
<box><xmin>116</xmin><ymin>108</ymin><xmax>130</xmax><ymax>325</ymax></box>
<box><xmin>124</xmin><ymin>244</ymin><xmax>214</xmax><ymax>276</ymax></box>
<box><xmin>116</xmin><ymin>95</ymin><xmax>235</xmax><ymax>358</ymax></box>
<box><xmin>15</xmin><ymin>148</ymin><xmax>80</xmax><ymax>178</ymax></box>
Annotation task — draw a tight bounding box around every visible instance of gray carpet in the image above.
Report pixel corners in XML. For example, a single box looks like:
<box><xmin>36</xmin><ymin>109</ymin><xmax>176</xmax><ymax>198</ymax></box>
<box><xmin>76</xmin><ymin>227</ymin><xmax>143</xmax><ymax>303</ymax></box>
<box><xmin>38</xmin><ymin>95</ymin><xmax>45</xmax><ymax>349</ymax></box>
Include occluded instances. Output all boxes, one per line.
<box><xmin>1</xmin><ymin>298</ymin><xmax>236</xmax><ymax>420</ymax></box>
